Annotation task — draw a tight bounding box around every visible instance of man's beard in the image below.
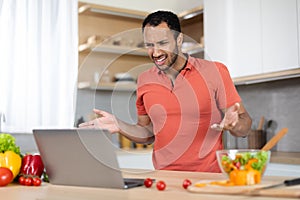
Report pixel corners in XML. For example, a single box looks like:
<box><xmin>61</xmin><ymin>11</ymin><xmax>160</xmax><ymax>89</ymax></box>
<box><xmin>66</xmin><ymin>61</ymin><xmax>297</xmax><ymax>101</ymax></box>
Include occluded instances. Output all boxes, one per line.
<box><xmin>154</xmin><ymin>45</ymin><xmax>179</xmax><ymax>72</ymax></box>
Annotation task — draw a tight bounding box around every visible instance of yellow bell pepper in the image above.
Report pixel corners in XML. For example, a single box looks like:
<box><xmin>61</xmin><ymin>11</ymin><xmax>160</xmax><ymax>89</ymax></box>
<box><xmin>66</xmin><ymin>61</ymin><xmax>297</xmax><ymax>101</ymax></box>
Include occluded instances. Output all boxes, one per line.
<box><xmin>229</xmin><ymin>168</ymin><xmax>261</xmax><ymax>186</ymax></box>
<box><xmin>246</xmin><ymin>168</ymin><xmax>261</xmax><ymax>184</ymax></box>
<box><xmin>0</xmin><ymin>150</ymin><xmax>22</xmax><ymax>178</ymax></box>
<box><xmin>229</xmin><ymin>169</ymin><xmax>248</xmax><ymax>186</ymax></box>
<box><xmin>245</xmin><ymin>158</ymin><xmax>258</xmax><ymax>170</ymax></box>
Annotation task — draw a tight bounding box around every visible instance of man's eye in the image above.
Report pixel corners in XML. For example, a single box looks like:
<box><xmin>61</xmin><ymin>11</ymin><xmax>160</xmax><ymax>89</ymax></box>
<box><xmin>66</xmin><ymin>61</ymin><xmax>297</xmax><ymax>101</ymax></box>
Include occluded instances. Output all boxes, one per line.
<box><xmin>158</xmin><ymin>41</ymin><xmax>169</xmax><ymax>46</ymax></box>
<box><xmin>144</xmin><ymin>43</ymin><xmax>154</xmax><ymax>48</ymax></box>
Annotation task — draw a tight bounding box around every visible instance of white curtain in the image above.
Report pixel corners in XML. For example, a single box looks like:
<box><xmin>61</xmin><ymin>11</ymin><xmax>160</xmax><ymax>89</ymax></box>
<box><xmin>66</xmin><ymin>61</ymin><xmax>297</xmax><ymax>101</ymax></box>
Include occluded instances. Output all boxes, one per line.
<box><xmin>0</xmin><ymin>0</ymin><xmax>78</xmax><ymax>133</ymax></box>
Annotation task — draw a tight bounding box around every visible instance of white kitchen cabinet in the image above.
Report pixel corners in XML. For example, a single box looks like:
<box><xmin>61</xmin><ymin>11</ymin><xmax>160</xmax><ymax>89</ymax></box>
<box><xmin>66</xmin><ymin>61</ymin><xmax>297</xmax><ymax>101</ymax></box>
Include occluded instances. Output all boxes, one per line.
<box><xmin>227</xmin><ymin>0</ymin><xmax>263</xmax><ymax>77</ymax></box>
<box><xmin>204</xmin><ymin>0</ymin><xmax>262</xmax><ymax>78</ymax></box>
<box><xmin>204</xmin><ymin>0</ymin><xmax>300</xmax><ymax>79</ymax></box>
<box><xmin>117</xmin><ymin>150</ymin><xmax>154</xmax><ymax>170</ymax></box>
<box><xmin>298</xmin><ymin>0</ymin><xmax>300</xmax><ymax>66</ymax></box>
<box><xmin>204</xmin><ymin>0</ymin><xmax>231</xmax><ymax>72</ymax></box>
<box><xmin>261</xmin><ymin>0</ymin><xmax>299</xmax><ymax>73</ymax></box>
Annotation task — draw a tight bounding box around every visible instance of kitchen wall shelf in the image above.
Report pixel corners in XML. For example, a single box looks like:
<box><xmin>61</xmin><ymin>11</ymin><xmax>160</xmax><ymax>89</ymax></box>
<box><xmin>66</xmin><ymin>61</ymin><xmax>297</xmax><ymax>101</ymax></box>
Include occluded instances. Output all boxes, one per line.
<box><xmin>79</xmin><ymin>2</ymin><xmax>203</xmax><ymax>21</ymax></box>
<box><xmin>233</xmin><ymin>68</ymin><xmax>300</xmax><ymax>85</ymax></box>
<box><xmin>182</xmin><ymin>43</ymin><xmax>204</xmax><ymax>55</ymax></box>
<box><xmin>80</xmin><ymin>68</ymin><xmax>300</xmax><ymax>89</ymax></box>
<box><xmin>90</xmin><ymin>82</ymin><xmax>137</xmax><ymax>92</ymax></box>
<box><xmin>78</xmin><ymin>0</ymin><xmax>204</xmax><ymax>84</ymax></box>
<box><xmin>93</xmin><ymin>43</ymin><xmax>204</xmax><ymax>57</ymax></box>
<box><xmin>93</xmin><ymin>45</ymin><xmax>147</xmax><ymax>56</ymax></box>
<box><xmin>78</xmin><ymin>2</ymin><xmax>148</xmax><ymax>19</ymax></box>
<box><xmin>178</xmin><ymin>5</ymin><xmax>203</xmax><ymax>20</ymax></box>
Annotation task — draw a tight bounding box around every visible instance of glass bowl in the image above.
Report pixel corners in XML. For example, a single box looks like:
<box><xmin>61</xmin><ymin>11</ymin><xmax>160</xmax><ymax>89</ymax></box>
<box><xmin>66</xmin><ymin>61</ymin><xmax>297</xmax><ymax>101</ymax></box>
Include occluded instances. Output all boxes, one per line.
<box><xmin>216</xmin><ymin>149</ymin><xmax>271</xmax><ymax>185</ymax></box>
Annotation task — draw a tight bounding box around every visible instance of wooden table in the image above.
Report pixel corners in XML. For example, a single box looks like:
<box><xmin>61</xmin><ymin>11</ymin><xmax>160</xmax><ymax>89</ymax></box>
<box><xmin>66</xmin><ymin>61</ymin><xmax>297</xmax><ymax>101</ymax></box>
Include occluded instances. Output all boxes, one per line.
<box><xmin>1</xmin><ymin>169</ymin><xmax>299</xmax><ymax>200</ymax></box>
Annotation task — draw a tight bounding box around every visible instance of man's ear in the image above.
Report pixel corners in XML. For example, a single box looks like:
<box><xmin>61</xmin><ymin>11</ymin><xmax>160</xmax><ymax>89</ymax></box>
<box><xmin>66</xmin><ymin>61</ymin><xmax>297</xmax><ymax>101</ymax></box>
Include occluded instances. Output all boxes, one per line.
<box><xmin>176</xmin><ymin>33</ymin><xmax>183</xmax><ymax>47</ymax></box>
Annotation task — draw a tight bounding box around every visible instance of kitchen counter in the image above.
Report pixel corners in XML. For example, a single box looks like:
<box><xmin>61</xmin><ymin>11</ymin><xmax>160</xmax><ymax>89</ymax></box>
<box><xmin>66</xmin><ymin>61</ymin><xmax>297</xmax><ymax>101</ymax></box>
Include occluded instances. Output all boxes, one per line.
<box><xmin>1</xmin><ymin>169</ymin><xmax>299</xmax><ymax>200</ymax></box>
<box><xmin>116</xmin><ymin>149</ymin><xmax>300</xmax><ymax>169</ymax></box>
<box><xmin>270</xmin><ymin>151</ymin><xmax>300</xmax><ymax>165</ymax></box>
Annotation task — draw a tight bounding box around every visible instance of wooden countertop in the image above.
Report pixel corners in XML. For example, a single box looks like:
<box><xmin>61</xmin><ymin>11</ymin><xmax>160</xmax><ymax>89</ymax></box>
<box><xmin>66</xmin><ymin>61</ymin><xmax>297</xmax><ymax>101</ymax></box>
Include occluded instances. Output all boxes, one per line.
<box><xmin>1</xmin><ymin>169</ymin><xmax>299</xmax><ymax>200</ymax></box>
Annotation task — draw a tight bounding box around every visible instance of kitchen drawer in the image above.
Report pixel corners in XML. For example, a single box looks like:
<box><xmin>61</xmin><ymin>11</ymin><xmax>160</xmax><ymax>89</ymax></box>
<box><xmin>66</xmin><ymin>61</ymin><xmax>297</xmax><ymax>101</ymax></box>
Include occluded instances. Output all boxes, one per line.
<box><xmin>116</xmin><ymin>149</ymin><xmax>154</xmax><ymax>170</ymax></box>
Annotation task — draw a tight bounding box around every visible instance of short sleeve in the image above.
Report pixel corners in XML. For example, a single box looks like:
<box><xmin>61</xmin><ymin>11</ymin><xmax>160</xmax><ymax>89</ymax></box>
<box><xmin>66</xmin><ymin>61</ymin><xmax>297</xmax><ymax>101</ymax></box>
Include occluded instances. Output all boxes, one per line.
<box><xmin>136</xmin><ymin>88</ymin><xmax>148</xmax><ymax>115</ymax></box>
<box><xmin>136</xmin><ymin>74</ymin><xmax>148</xmax><ymax>115</ymax></box>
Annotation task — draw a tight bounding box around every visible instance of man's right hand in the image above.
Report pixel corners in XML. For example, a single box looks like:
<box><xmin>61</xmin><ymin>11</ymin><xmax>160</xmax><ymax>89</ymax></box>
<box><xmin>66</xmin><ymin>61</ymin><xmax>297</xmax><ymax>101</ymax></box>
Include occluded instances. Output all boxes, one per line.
<box><xmin>78</xmin><ymin>109</ymin><xmax>120</xmax><ymax>133</ymax></box>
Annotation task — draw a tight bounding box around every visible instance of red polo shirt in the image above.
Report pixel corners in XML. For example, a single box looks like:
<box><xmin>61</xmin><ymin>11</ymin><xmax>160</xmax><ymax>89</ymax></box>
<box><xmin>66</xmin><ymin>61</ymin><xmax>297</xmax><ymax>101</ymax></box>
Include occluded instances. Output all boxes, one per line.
<box><xmin>136</xmin><ymin>56</ymin><xmax>241</xmax><ymax>172</ymax></box>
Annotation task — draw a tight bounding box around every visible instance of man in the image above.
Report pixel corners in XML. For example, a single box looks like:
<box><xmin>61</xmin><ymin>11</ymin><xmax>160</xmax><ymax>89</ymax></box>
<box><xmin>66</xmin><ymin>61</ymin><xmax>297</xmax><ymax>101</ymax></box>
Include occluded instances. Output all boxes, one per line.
<box><xmin>79</xmin><ymin>11</ymin><xmax>252</xmax><ymax>172</ymax></box>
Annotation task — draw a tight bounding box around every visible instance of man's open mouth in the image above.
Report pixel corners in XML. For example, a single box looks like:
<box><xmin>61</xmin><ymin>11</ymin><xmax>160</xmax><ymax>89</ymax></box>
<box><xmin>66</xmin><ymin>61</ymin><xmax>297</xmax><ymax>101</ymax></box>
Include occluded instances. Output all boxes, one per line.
<box><xmin>153</xmin><ymin>55</ymin><xmax>167</xmax><ymax>66</ymax></box>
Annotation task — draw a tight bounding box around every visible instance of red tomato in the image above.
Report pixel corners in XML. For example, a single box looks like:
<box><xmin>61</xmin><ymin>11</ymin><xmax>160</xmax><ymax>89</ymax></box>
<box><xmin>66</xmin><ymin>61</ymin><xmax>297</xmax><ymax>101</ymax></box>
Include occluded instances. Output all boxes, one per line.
<box><xmin>234</xmin><ymin>162</ymin><xmax>241</xmax><ymax>169</ymax></box>
<box><xmin>156</xmin><ymin>180</ymin><xmax>166</xmax><ymax>191</ymax></box>
<box><xmin>24</xmin><ymin>177</ymin><xmax>33</xmax><ymax>186</ymax></box>
<box><xmin>32</xmin><ymin>177</ymin><xmax>42</xmax><ymax>186</ymax></box>
<box><xmin>144</xmin><ymin>178</ymin><xmax>153</xmax><ymax>188</ymax></box>
<box><xmin>18</xmin><ymin>176</ymin><xmax>26</xmax><ymax>185</ymax></box>
<box><xmin>182</xmin><ymin>179</ymin><xmax>192</xmax><ymax>189</ymax></box>
<box><xmin>0</xmin><ymin>167</ymin><xmax>14</xmax><ymax>186</ymax></box>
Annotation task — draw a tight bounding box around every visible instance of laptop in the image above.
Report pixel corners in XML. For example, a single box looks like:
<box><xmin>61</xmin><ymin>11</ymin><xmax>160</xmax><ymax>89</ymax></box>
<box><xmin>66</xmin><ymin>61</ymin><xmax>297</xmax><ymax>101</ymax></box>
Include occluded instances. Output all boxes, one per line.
<box><xmin>33</xmin><ymin>128</ymin><xmax>146</xmax><ymax>189</ymax></box>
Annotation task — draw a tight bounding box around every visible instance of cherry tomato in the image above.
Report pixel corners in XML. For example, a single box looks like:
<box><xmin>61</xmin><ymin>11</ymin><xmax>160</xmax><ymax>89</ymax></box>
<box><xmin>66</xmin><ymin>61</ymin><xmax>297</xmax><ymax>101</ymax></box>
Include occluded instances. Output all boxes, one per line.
<box><xmin>144</xmin><ymin>178</ymin><xmax>153</xmax><ymax>188</ymax></box>
<box><xmin>0</xmin><ymin>167</ymin><xmax>13</xmax><ymax>186</ymax></box>
<box><xmin>24</xmin><ymin>177</ymin><xmax>33</xmax><ymax>186</ymax></box>
<box><xmin>234</xmin><ymin>161</ymin><xmax>241</xmax><ymax>169</ymax></box>
<box><xmin>182</xmin><ymin>179</ymin><xmax>192</xmax><ymax>189</ymax></box>
<box><xmin>18</xmin><ymin>176</ymin><xmax>26</xmax><ymax>185</ymax></box>
<box><xmin>156</xmin><ymin>180</ymin><xmax>166</xmax><ymax>191</ymax></box>
<box><xmin>32</xmin><ymin>177</ymin><xmax>42</xmax><ymax>186</ymax></box>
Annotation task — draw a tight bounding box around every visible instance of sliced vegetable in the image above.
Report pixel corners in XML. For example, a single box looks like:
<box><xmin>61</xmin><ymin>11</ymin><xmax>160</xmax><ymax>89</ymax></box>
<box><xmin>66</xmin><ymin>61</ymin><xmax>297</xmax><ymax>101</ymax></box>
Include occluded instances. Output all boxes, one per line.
<box><xmin>229</xmin><ymin>168</ymin><xmax>261</xmax><ymax>186</ymax></box>
<box><xmin>221</xmin><ymin>151</ymin><xmax>269</xmax><ymax>174</ymax></box>
<box><xmin>220</xmin><ymin>151</ymin><xmax>268</xmax><ymax>186</ymax></box>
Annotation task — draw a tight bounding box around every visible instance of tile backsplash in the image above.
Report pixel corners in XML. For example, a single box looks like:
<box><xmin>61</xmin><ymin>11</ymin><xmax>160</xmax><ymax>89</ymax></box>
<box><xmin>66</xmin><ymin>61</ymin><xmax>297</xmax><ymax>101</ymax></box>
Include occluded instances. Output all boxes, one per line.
<box><xmin>232</xmin><ymin>77</ymin><xmax>300</xmax><ymax>152</ymax></box>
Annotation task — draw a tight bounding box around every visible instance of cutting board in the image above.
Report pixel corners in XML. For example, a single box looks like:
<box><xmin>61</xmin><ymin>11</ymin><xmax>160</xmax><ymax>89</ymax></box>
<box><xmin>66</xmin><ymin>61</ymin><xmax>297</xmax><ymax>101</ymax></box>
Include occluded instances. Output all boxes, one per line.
<box><xmin>187</xmin><ymin>180</ymin><xmax>300</xmax><ymax>198</ymax></box>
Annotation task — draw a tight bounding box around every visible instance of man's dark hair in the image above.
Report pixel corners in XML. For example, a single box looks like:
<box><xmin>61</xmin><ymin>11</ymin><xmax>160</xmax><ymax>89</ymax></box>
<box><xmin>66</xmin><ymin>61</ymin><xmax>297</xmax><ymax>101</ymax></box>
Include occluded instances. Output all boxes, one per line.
<box><xmin>142</xmin><ymin>10</ymin><xmax>181</xmax><ymax>39</ymax></box>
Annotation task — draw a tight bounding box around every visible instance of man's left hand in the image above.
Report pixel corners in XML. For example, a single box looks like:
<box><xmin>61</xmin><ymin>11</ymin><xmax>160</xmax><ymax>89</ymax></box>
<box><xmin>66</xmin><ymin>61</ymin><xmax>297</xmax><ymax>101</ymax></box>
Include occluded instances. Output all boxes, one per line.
<box><xmin>211</xmin><ymin>103</ymin><xmax>240</xmax><ymax>131</ymax></box>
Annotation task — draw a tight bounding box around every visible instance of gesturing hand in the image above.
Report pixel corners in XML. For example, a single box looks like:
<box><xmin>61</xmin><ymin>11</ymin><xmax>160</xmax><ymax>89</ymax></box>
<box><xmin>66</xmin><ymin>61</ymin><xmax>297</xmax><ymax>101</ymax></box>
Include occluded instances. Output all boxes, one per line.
<box><xmin>211</xmin><ymin>103</ymin><xmax>240</xmax><ymax>131</ymax></box>
<box><xmin>78</xmin><ymin>109</ymin><xmax>120</xmax><ymax>133</ymax></box>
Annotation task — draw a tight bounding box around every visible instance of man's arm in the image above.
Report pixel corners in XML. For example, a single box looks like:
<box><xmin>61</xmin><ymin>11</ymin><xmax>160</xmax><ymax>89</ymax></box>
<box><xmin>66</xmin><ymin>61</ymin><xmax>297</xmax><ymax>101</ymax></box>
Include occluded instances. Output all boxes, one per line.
<box><xmin>117</xmin><ymin>114</ymin><xmax>155</xmax><ymax>144</ymax></box>
<box><xmin>79</xmin><ymin>109</ymin><xmax>155</xmax><ymax>144</ymax></box>
<box><xmin>211</xmin><ymin>102</ymin><xmax>252</xmax><ymax>137</ymax></box>
<box><xmin>226</xmin><ymin>103</ymin><xmax>252</xmax><ymax>137</ymax></box>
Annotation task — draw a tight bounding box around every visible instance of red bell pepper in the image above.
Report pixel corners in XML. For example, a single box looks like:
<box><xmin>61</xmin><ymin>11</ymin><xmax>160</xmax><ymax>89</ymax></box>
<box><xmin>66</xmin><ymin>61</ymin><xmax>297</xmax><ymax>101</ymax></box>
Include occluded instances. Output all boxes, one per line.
<box><xmin>20</xmin><ymin>154</ymin><xmax>44</xmax><ymax>177</ymax></box>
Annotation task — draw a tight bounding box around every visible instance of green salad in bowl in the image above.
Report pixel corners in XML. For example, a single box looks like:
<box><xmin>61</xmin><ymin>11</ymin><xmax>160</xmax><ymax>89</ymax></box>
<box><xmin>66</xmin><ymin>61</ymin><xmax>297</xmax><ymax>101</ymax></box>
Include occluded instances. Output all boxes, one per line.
<box><xmin>216</xmin><ymin>149</ymin><xmax>271</xmax><ymax>186</ymax></box>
